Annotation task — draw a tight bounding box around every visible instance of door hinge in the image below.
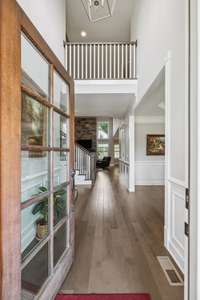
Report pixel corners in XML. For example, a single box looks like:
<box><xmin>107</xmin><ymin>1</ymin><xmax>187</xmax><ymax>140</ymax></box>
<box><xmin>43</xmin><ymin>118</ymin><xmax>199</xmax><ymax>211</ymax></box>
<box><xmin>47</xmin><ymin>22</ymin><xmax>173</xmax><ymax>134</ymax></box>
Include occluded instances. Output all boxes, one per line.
<box><xmin>185</xmin><ymin>222</ymin><xmax>189</xmax><ymax>237</ymax></box>
<box><xmin>185</xmin><ymin>188</ymin><xmax>190</xmax><ymax>209</ymax></box>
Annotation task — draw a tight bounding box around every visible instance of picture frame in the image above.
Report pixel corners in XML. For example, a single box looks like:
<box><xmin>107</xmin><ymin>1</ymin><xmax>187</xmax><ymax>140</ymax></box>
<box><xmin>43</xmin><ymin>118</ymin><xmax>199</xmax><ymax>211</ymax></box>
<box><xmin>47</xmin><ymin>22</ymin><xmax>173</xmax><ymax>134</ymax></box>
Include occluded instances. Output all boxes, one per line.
<box><xmin>22</xmin><ymin>93</ymin><xmax>47</xmax><ymax>157</ymax></box>
<box><xmin>146</xmin><ymin>134</ymin><xmax>165</xmax><ymax>156</ymax></box>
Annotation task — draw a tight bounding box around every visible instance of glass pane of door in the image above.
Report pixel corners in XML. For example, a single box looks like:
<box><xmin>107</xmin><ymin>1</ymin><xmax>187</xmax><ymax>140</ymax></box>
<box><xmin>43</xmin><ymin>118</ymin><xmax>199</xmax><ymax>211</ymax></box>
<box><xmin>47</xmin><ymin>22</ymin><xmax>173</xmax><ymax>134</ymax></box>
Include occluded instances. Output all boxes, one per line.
<box><xmin>22</xmin><ymin>243</ymin><xmax>49</xmax><ymax>298</ymax></box>
<box><xmin>54</xmin><ymin>71</ymin><xmax>69</xmax><ymax>113</ymax></box>
<box><xmin>21</xmin><ymin>34</ymin><xmax>50</xmax><ymax>98</ymax></box>
<box><xmin>21</xmin><ymin>197</ymin><xmax>49</xmax><ymax>259</ymax></box>
<box><xmin>54</xmin><ymin>223</ymin><xmax>67</xmax><ymax>266</ymax></box>
<box><xmin>21</xmin><ymin>31</ymin><xmax>72</xmax><ymax>299</ymax></box>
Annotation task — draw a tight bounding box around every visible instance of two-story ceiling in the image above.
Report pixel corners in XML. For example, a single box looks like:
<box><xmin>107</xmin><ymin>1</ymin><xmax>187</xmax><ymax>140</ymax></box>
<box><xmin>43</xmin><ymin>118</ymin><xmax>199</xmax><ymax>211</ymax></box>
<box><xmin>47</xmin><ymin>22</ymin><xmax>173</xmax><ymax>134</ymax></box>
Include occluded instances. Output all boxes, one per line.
<box><xmin>66</xmin><ymin>0</ymin><xmax>133</xmax><ymax>42</ymax></box>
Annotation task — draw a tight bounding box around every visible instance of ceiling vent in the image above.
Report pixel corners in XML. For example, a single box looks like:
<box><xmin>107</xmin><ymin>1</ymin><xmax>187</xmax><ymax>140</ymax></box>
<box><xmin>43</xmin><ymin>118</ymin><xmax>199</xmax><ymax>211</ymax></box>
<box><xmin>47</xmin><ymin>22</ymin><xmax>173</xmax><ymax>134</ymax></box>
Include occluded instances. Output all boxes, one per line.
<box><xmin>81</xmin><ymin>0</ymin><xmax>116</xmax><ymax>22</ymax></box>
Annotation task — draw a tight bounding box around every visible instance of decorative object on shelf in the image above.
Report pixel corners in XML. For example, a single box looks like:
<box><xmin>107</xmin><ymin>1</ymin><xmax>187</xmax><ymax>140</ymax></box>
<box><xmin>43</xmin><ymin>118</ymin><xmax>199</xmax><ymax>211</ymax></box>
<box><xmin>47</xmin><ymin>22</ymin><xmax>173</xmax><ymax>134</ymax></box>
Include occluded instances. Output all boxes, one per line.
<box><xmin>32</xmin><ymin>186</ymin><xmax>66</xmax><ymax>240</ymax></box>
<box><xmin>146</xmin><ymin>134</ymin><xmax>165</xmax><ymax>156</ymax></box>
<box><xmin>81</xmin><ymin>0</ymin><xmax>116</xmax><ymax>22</ymax></box>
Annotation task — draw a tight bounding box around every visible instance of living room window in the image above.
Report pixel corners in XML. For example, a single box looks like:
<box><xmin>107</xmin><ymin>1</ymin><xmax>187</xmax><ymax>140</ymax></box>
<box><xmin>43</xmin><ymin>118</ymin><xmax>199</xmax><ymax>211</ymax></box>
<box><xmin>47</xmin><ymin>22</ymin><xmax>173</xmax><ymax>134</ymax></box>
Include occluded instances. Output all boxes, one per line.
<box><xmin>97</xmin><ymin>120</ymin><xmax>110</xmax><ymax>159</ymax></box>
<box><xmin>97</xmin><ymin>121</ymin><xmax>109</xmax><ymax>139</ymax></box>
<box><xmin>114</xmin><ymin>144</ymin><xmax>120</xmax><ymax>159</ymax></box>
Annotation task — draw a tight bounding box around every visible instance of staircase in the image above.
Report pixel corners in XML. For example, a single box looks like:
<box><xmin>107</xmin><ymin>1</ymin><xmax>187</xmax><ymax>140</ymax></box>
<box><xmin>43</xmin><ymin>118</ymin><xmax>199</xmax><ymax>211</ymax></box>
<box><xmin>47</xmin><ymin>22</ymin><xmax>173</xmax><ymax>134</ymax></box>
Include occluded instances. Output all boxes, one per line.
<box><xmin>75</xmin><ymin>144</ymin><xmax>96</xmax><ymax>186</ymax></box>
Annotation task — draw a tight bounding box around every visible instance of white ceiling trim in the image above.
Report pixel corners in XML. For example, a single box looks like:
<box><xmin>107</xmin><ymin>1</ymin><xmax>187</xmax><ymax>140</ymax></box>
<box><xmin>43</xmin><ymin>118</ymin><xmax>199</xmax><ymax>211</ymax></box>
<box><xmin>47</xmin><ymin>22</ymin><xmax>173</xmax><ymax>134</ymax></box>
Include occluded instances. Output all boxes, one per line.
<box><xmin>75</xmin><ymin>79</ymin><xmax>137</xmax><ymax>94</ymax></box>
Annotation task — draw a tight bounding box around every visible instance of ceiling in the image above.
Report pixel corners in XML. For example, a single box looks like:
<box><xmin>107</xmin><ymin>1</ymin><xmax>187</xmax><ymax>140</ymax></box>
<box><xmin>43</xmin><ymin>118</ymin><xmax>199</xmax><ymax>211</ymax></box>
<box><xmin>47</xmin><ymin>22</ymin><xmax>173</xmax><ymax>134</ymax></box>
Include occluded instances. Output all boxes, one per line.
<box><xmin>135</xmin><ymin>69</ymin><xmax>165</xmax><ymax>117</ymax></box>
<box><xmin>66</xmin><ymin>0</ymin><xmax>133</xmax><ymax>42</ymax></box>
<box><xmin>75</xmin><ymin>93</ymin><xmax>134</xmax><ymax>117</ymax></box>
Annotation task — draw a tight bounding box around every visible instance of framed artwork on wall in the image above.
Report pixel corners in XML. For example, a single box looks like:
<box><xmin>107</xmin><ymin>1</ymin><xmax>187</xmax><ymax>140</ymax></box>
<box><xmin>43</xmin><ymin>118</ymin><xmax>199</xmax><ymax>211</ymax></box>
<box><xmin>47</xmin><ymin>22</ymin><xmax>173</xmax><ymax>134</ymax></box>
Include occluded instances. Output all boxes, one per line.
<box><xmin>146</xmin><ymin>134</ymin><xmax>165</xmax><ymax>156</ymax></box>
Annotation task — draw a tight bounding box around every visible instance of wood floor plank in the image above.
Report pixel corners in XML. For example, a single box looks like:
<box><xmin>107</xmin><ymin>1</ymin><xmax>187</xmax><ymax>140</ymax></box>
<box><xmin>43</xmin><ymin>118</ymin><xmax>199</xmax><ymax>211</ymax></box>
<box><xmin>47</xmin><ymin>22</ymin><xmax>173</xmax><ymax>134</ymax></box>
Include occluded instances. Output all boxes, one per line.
<box><xmin>61</xmin><ymin>167</ymin><xmax>184</xmax><ymax>300</ymax></box>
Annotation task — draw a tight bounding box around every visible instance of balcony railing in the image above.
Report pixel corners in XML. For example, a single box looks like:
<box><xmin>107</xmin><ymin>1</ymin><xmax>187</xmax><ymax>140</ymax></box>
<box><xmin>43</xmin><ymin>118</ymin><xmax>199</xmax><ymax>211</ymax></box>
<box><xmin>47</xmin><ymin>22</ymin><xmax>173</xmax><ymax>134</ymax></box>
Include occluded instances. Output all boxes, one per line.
<box><xmin>65</xmin><ymin>42</ymin><xmax>137</xmax><ymax>80</ymax></box>
<box><xmin>75</xmin><ymin>143</ymin><xmax>96</xmax><ymax>184</ymax></box>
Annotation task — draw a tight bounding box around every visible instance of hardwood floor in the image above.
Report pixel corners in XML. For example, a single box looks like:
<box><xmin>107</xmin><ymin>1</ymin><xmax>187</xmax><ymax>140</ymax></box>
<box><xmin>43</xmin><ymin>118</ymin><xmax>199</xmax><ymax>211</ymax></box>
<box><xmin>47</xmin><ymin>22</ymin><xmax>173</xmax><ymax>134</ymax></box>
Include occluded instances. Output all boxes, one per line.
<box><xmin>61</xmin><ymin>167</ymin><xmax>184</xmax><ymax>300</ymax></box>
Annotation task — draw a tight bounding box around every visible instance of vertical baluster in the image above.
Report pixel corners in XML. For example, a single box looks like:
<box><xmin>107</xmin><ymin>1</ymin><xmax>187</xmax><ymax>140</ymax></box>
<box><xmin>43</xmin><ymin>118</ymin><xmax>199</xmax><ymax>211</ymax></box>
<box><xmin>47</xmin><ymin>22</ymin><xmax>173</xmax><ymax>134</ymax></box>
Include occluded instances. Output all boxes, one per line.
<box><xmin>129</xmin><ymin>44</ymin><xmax>132</xmax><ymax>79</ymax></box>
<box><xmin>88</xmin><ymin>155</ymin><xmax>92</xmax><ymax>180</ymax></box>
<box><xmin>78</xmin><ymin>148</ymin><xmax>79</xmax><ymax>171</ymax></box>
<box><xmin>65</xmin><ymin>44</ymin><xmax>68</xmax><ymax>71</ymax></box>
<box><xmin>93</xmin><ymin>44</ymin><xmax>96</xmax><ymax>79</ymax></box>
<box><xmin>89</xmin><ymin>44</ymin><xmax>92</xmax><ymax>79</ymax></box>
<box><xmin>86</xmin><ymin>154</ymin><xmax>90</xmax><ymax>180</ymax></box>
<box><xmin>117</xmin><ymin>44</ymin><xmax>120</xmax><ymax>79</ymax></box>
<box><xmin>81</xmin><ymin>149</ymin><xmax>82</xmax><ymax>174</ymax></box>
<box><xmin>77</xmin><ymin>44</ymin><xmax>80</xmax><ymax>79</ymax></box>
<box><xmin>105</xmin><ymin>44</ymin><xmax>108</xmax><ymax>79</ymax></box>
<box><xmin>76</xmin><ymin>146</ymin><xmax>77</xmax><ymax>170</ymax></box>
<box><xmin>69</xmin><ymin>44</ymin><xmax>72</xmax><ymax>77</ymax></box>
<box><xmin>81</xmin><ymin>44</ymin><xmax>84</xmax><ymax>79</ymax></box>
<box><xmin>73</xmin><ymin>44</ymin><xmax>76</xmax><ymax>79</ymax></box>
<box><xmin>125</xmin><ymin>44</ymin><xmax>128</xmax><ymax>79</ymax></box>
<box><xmin>121</xmin><ymin>44</ymin><xmax>124</xmax><ymax>79</ymax></box>
<box><xmin>79</xmin><ymin>148</ymin><xmax>81</xmax><ymax>173</ymax></box>
<box><xmin>97</xmin><ymin>44</ymin><xmax>100</xmax><ymax>79</ymax></box>
<box><xmin>101</xmin><ymin>44</ymin><xmax>104</xmax><ymax>79</ymax></box>
<box><xmin>133</xmin><ymin>43</ymin><xmax>136</xmax><ymax>78</ymax></box>
<box><xmin>85</xmin><ymin>44</ymin><xmax>88</xmax><ymax>79</ymax></box>
<box><xmin>109</xmin><ymin>44</ymin><xmax>112</xmax><ymax>79</ymax></box>
<box><xmin>113</xmin><ymin>44</ymin><xmax>116</xmax><ymax>79</ymax></box>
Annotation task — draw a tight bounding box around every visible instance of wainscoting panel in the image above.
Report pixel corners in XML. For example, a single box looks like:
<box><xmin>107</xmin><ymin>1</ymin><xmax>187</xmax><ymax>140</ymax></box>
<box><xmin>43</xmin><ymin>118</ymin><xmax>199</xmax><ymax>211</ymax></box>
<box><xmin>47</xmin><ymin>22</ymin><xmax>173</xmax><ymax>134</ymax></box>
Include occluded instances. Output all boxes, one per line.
<box><xmin>167</xmin><ymin>181</ymin><xmax>185</xmax><ymax>272</ymax></box>
<box><xmin>135</xmin><ymin>161</ymin><xmax>165</xmax><ymax>186</ymax></box>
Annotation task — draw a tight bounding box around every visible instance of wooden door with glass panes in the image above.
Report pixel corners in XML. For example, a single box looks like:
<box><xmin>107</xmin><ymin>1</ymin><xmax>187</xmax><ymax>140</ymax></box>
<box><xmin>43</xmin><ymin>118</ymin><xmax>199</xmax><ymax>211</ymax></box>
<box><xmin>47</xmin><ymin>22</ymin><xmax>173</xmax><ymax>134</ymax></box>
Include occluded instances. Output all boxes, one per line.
<box><xmin>19</xmin><ymin>10</ymin><xmax>75</xmax><ymax>300</ymax></box>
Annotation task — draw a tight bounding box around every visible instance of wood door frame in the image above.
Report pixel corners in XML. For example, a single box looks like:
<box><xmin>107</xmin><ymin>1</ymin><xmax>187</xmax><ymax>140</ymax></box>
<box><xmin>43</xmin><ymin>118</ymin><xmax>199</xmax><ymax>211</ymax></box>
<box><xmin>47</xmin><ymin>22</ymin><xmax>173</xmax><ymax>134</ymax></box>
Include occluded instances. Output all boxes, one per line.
<box><xmin>0</xmin><ymin>1</ymin><xmax>74</xmax><ymax>299</ymax></box>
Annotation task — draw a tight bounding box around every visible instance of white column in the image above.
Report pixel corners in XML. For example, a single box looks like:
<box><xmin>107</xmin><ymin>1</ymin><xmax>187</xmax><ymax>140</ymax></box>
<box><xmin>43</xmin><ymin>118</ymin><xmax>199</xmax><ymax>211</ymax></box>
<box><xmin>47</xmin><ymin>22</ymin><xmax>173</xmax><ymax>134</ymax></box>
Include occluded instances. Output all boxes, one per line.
<box><xmin>128</xmin><ymin>115</ymin><xmax>135</xmax><ymax>192</ymax></box>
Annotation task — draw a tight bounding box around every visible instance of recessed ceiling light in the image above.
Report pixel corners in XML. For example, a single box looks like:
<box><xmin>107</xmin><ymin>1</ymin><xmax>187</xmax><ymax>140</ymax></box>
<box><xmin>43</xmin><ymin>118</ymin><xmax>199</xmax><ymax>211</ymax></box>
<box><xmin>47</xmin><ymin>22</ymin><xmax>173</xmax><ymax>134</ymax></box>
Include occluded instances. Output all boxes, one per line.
<box><xmin>81</xmin><ymin>31</ymin><xmax>87</xmax><ymax>37</ymax></box>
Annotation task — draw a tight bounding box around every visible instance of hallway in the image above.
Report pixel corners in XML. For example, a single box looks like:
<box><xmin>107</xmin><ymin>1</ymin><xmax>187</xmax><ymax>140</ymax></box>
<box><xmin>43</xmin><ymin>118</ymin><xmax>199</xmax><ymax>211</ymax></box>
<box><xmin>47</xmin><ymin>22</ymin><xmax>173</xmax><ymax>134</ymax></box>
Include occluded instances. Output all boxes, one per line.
<box><xmin>61</xmin><ymin>167</ymin><xmax>183</xmax><ymax>300</ymax></box>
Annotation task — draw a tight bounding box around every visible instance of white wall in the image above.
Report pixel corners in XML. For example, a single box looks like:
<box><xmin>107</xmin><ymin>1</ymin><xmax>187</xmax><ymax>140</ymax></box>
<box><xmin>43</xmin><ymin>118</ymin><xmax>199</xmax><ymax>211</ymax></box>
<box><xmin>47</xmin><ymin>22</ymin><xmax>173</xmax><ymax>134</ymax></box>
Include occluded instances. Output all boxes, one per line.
<box><xmin>17</xmin><ymin>0</ymin><xmax>66</xmax><ymax>64</ymax></box>
<box><xmin>131</xmin><ymin>0</ymin><xmax>188</xmax><ymax>274</ymax></box>
<box><xmin>131</xmin><ymin>0</ymin><xmax>188</xmax><ymax>183</ymax></box>
<box><xmin>135</xmin><ymin>122</ymin><xmax>165</xmax><ymax>185</ymax></box>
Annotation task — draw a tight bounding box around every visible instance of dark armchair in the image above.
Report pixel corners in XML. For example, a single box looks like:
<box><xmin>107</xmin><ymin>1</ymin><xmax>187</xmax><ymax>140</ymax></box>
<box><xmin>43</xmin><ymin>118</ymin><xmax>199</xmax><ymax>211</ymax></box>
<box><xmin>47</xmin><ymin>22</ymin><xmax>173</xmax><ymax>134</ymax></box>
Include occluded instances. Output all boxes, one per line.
<box><xmin>96</xmin><ymin>156</ymin><xmax>111</xmax><ymax>169</ymax></box>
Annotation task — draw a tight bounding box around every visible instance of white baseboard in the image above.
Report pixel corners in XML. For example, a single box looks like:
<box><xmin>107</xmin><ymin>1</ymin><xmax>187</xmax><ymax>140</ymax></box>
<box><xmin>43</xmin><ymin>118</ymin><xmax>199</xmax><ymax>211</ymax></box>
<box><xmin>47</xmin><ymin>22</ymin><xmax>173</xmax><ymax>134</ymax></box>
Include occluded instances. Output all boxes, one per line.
<box><xmin>165</xmin><ymin>180</ymin><xmax>185</xmax><ymax>274</ymax></box>
<box><xmin>168</xmin><ymin>241</ymin><xmax>184</xmax><ymax>273</ymax></box>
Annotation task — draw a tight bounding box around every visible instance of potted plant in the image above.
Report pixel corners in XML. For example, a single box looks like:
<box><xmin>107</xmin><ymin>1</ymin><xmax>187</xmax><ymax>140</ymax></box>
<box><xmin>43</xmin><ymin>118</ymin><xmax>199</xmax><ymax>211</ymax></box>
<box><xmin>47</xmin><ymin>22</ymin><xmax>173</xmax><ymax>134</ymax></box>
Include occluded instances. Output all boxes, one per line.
<box><xmin>32</xmin><ymin>186</ymin><xmax>66</xmax><ymax>240</ymax></box>
<box><xmin>53</xmin><ymin>188</ymin><xmax>66</xmax><ymax>224</ymax></box>
<box><xmin>32</xmin><ymin>187</ymin><xmax>48</xmax><ymax>240</ymax></box>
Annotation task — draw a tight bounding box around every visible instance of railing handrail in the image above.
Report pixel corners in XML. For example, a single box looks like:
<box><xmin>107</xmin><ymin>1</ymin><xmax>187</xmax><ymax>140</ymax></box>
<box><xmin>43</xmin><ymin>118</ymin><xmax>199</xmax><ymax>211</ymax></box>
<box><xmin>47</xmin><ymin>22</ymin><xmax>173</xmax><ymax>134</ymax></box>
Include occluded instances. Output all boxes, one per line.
<box><xmin>76</xmin><ymin>142</ymin><xmax>95</xmax><ymax>157</ymax></box>
<box><xmin>65</xmin><ymin>41</ymin><xmax>137</xmax><ymax>80</ymax></box>
<box><xmin>75</xmin><ymin>143</ymin><xmax>96</xmax><ymax>184</ymax></box>
<box><xmin>65</xmin><ymin>41</ymin><xmax>137</xmax><ymax>46</ymax></box>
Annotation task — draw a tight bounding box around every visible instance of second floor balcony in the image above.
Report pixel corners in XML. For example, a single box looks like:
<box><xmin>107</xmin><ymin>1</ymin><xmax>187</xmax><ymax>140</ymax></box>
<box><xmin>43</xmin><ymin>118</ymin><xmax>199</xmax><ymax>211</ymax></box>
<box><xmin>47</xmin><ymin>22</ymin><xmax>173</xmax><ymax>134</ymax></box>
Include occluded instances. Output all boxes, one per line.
<box><xmin>65</xmin><ymin>41</ymin><xmax>137</xmax><ymax>80</ymax></box>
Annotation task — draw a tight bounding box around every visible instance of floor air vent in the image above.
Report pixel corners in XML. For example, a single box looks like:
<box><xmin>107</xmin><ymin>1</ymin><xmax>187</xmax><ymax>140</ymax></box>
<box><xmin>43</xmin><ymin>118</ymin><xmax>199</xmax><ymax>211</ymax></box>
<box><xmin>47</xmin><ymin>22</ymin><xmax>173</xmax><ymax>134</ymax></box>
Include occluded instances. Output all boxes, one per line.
<box><xmin>157</xmin><ymin>256</ymin><xmax>184</xmax><ymax>286</ymax></box>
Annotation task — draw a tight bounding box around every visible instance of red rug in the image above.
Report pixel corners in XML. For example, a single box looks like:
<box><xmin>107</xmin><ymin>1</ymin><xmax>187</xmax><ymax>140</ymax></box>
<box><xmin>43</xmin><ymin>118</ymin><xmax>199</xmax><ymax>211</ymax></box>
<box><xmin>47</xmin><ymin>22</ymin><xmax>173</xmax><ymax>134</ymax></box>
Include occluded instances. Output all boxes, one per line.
<box><xmin>55</xmin><ymin>294</ymin><xmax>151</xmax><ymax>300</ymax></box>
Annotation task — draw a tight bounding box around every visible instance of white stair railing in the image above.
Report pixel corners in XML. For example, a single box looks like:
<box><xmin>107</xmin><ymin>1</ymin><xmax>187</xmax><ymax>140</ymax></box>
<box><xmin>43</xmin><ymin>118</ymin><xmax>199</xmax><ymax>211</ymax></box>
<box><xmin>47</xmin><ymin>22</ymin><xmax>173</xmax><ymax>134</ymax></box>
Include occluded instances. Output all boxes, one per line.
<box><xmin>75</xmin><ymin>144</ymin><xmax>96</xmax><ymax>184</ymax></box>
<box><xmin>65</xmin><ymin>41</ymin><xmax>137</xmax><ymax>80</ymax></box>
